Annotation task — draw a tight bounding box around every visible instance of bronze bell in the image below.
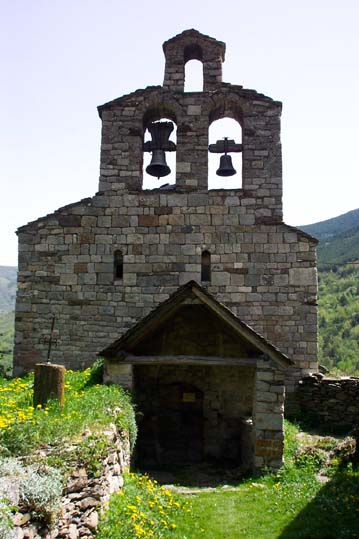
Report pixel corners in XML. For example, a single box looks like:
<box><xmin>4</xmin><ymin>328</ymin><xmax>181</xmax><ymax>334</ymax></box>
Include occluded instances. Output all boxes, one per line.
<box><xmin>216</xmin><ymin>154</ymin><xmax>236</xmax><ymax>177</ymax></box>
<box><xmin>146</xmin><ymin>150</ymin><xmax>171</xmax><ymax>179</ymax></box>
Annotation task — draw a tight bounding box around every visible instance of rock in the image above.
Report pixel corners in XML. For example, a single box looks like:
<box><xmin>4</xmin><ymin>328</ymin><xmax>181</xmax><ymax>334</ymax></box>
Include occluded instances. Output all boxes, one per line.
<box><xmin>78</xmin><ymin>497</ymin><xmax>99</xmax><ymax>510</ymax></box>
<box><xmin>13</xmin><ymin>527</ymin><xmax>24</xmax><ymax>539</ymax></box>
<box><xmin>13</xmin><ymin>513</ymin><xmax>31</xmax><ymax>526</ymax></box>
<box><xmin>84</xmin><ymin>511</ymin><xmax>99</xmax><ymax>530</ymax></box>
<box><xmin>68</xmin><ymin>524</ymin><xmax>78</xmax><ymax>539</ymax></box>
<box><xmin>64</xmin><ymin>478</ymin><xmax>88</xmax><ymax>494</ymax></box>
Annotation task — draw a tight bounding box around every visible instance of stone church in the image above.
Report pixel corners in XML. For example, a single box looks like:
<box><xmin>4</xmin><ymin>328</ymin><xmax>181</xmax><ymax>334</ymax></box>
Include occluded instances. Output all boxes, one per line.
<box><xmin>14</xmin><ymin>30</ymin><xmax>318</xmax><ymax>470</ymax></box>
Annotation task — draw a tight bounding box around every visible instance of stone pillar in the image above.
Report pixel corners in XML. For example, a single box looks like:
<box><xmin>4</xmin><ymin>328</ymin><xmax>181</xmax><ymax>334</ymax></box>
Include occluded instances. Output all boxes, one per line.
<box><xmin>242</xmin><ymin>101</ymin><xmax>283</xmax><ymax>221</ymax></box>
<box><xmin>33</xmin><ymin>363</ymin><xmax>65</xmax><ymax>408</ymax></box>
<box><xmin>253</xmin><ymin>358</ymin><xmax>285</xmax><ymax>471</ymax></box>
<box><xmin>98</xmin><ymin>108</ymin><xmax>143</xmax><ymax>192</ymax></box>
<box><xmin>176</xmin><ymin>99</ymin><xmax>209</xmax><ymax>189</ymax></box>
<box><xmin>104</xmin><ymin>361</ymin><xmax>133</xmax><ymax>390</ymax></box>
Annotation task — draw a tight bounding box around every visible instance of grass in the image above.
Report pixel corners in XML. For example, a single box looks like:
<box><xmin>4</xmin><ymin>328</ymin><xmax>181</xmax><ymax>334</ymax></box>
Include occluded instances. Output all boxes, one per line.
<box><xmin>0</xmin><ymin>364</ymin><xmax>137</xmax><ymax>536</ymax></box>
<box><xmin>97</xmin><ymin>472</ymin><xmax>198</xmax><ymax>539</ymax></box>
<box><xmin>1</xmin><ymin>371</ymin><xmax>358</xmax><ymax>539</ymax></box>
<box><xmin>99</xmin><ymin>420</ymin><xmax>359</xmax><ymax>539</ymax></box>
<box><xmin>0</xmin><ymin>365</ymin><xmax>137</xmax><ymax>457</ymax></box>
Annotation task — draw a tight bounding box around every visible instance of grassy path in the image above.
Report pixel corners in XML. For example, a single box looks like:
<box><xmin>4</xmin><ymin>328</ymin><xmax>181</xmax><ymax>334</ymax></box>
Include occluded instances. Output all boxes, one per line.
<box><xmin>95</xmin><ymin>421</ymin><xmax>359</xmax><ymax>539</ymax></box>
<box><xmin>171</xmin><ymin>468</ymin><xmax>359</xmax><ymax>539</ymax></box>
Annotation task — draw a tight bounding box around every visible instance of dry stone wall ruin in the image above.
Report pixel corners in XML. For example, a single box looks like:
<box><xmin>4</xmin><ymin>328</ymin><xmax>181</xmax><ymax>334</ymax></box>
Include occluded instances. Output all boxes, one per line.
<box><xmin>14</xmin><ymin>30</ymin><xmax>318</xmax><ymax>395</ymax></box>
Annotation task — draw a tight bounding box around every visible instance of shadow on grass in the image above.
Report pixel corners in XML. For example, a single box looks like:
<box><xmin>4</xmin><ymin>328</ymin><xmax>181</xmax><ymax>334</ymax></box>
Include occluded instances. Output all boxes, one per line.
<box><xmin>134</xmin><ymin>462</ymin><xmax>249</xmax><ymax>488</ymax></box>
<box><xmin>279</xmin><ymin>470</ymin><xmax>359</xmax><ymax>539</ymax></box>
<box><xmin>286</xmin><ymin>413</ymin><xmax>352</xmax><ymax>438</ymax></box>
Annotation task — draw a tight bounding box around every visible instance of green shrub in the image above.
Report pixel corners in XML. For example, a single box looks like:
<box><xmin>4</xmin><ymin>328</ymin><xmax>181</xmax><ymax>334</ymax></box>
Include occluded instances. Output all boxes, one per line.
<box><xmin>0</xmin><ymin>458</ymin><xmax>63</xmax><ymax>528</ymax></box>
<box><xmin>76</xmin><ymin>433</ymin><xmax>110</xmax><ymax>478</ymax></box>
<box><xmin>0</xmin><ymin>499</ymin><xmax>13</xmax><ymax>539</ymax></box>
<box><xmin>86</xmin><ymin>358</ymin><xmax>104</xmax><ymax>386</ymax></box>
<box><xmin>19</xmin><ymin>465</ymin><xmax>63</xmax><ymax>525</ymax></box>
<box><xmin>293</xmin><ymin>446</ymin><xmax>327</xmax><ymax>471</ymax></box>
<box><xmin>98</xmin><ymin>472</ymin><xmax>194</xmax><ymax>539</ymax></box>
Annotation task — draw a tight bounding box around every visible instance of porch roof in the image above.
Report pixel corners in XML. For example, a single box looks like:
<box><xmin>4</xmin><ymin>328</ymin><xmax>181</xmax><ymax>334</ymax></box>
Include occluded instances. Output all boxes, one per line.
<box><xmin>100</xmin><ymin>280</ymin><xmax>293</xmax><ymax>369</ymax></box>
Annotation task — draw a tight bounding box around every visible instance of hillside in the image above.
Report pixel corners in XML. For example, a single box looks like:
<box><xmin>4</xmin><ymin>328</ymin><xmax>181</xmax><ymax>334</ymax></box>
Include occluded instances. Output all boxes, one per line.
<box><xmin>300</xmin><ymin>208</ymin><xmax>359</xmax><ymax>374</ymax></box>
<box><xmin>300</xmin><ymin>208</ymin><xmax>359</xmax><ymax>266</ymax></box>
<box><xmin>0</xmin><ymin>311</ymin><xmax>14</xmax><ymax>376</ymax></box>
<box><xmin>0</xmin><ymin>265</ymin><xmax>17</xmax><ymax>314</ymax></box>
<box><xmin>318</xmin><ymin>264</ymin><xmax>359</xmax><ymax>374</ymax></box>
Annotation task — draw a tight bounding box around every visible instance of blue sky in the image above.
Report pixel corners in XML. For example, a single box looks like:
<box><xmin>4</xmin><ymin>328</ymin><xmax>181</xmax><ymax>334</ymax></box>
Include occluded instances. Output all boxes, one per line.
<box><xmin>1</xmin><ymin>0</ymin><xmax>359</xmax><ymax>265</ymax></box>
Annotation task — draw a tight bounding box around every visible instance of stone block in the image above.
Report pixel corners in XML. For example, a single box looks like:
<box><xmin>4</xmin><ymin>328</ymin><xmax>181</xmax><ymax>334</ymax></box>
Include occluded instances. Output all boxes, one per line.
<box><xmin>211</xmin><ymin>272</ymin><xmax>230</xmax><ymax>286</ymax></box>
<box><xmin>255</xmin><ymin>412</ymin><xmax>283</xmax><ymax>430</ymax></box>
<box><xmin>60</xmin><ymin>274</ymin><xmax>78</xmax><ymax>286</ymax></box>
<box><xmin>187</xmin><ymin>105</ymin><xmax>201</xmax><ymax>115</ymax></box>
<box><xmin>289</xmin><ymin>268</ymin><xmax>317</xmax><ymax>286</ymax></box>
<box><xmin>138</xmin><ymin>215</ymin><xmax>159</xmax><ymax>226</ymax></box>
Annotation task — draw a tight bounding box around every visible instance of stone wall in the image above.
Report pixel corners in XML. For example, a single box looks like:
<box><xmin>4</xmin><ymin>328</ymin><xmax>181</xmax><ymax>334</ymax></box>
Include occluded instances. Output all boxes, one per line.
<box><xmin>294</xmin><ymin>374</ymin><xmax>359</xmax><ymax>428</ymax></box>
<box><xmin>14</xmin><ymin>188</ymin><xmax>317</xmax><ymax>391</ymax></box>
<box><xmin>253</xmin><ymin>358</ymin><xmax>285</xmax><ymax>470</ymax></box>
<box><xmin>9</xmin><ymin>425</ymin><xmax>130</xmax><ymax>539</ymax></box>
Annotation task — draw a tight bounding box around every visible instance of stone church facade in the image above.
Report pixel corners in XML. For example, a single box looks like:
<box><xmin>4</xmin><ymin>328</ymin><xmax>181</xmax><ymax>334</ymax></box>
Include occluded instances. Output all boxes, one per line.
<box><xmin>14</xmin><ymin>29</ymin><xmax>318</xmax><ymax>397</ymax></box>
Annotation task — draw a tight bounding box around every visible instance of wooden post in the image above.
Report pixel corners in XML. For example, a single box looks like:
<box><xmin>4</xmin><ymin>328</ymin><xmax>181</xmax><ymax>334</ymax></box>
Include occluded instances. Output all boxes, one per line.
<box><xmin>33</xmin><ymin>363</ymin><xmax>65</xmax><ymax>408</ymax></box>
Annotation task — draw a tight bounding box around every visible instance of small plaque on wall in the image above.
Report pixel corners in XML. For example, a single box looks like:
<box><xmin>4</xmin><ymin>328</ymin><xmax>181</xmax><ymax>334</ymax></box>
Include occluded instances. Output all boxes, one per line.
<box><xmin>183</xmin><ymin>392</ymin><xmax>196</xmax><ymax>402</ymax></box>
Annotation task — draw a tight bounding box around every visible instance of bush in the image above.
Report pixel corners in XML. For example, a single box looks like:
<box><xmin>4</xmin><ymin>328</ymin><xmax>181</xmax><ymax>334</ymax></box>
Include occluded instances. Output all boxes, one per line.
<box><xmin>0</xmin><ymin>500</ymin><xmax>13</xmax><ymax>539</ymax></box>
<box><xmin>76</xmin><ymin>433</ymin><xmax>110</xmax><ymax>478</ymax></box>
<box><xmin>86</xmin><ymin>358</ymin><xmax>104</xmax><ymax>386</ymax></box>
<box><xmin>97</xmin><ymin>472</ymin><xmax>192</xmax><ymax>539</ymax></box>
<box><xmin>0</xmin><ymin>458</ymin><xmax>63</xmax><ymax>527</ymax></box>
<box><xmin>293</xmin><ymin>446</ymin><xmax>327</xmax><ymax>471</ymax></box>
<box><xmin>20</xmin><ymin>465</ymin><xmax>63</xmax><ymax>525</ymax></box>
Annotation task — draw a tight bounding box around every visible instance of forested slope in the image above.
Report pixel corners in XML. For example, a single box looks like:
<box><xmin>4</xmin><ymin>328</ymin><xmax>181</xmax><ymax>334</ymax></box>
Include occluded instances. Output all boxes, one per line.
<box><xmin>300</xmin><ymin>208</ymin><xmax>359</xmax><ymax>374</ymax></box>
<box><xmin>318</xmin><ymin>264</ymin><xmax>359</xmax><ymax>374</ymax></box>
<box><xmin>300</xmin><ymin>208</ymin><xmax>359</xmax><ymax>266</ymax></box>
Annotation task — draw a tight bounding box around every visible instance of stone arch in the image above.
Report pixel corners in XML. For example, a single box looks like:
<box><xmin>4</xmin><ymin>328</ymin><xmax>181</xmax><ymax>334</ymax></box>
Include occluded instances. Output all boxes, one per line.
<box><xmin>209</xmin><ymin>95</ymin><xmax>244</xmax><ymax>188</ymax></box>
<box><xmin>142</xmin><ymin>103</ymin><xmax>178</xmax><ymax>189</ymax></box>
<box><xmin>209</xmin><ymin>94</ymin><xmax>244</xmax><ymax>127</ymax></box>
<box><xmin>163</xmin><ymin>29</ymin><xmax>225</xmax><ymax>92</ymax></box>
<box><xmin>184</xmin><ymin>42</ymin><xmax>203</xmax><ymax>62</ymax></box>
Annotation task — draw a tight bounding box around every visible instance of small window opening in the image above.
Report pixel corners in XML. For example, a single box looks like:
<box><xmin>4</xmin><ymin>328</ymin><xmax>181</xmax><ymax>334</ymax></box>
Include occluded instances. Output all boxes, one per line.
<box><xmin>184</xmin><ymin>59</ymin><xmax>203</xmax><ymax>92</ymax></box>
<box><xmin>114</xmin><ymin>250</ymin><xmax>123</xmax><ymax>281</ymax></box>
<box><xmin>201</xmin><ymin>250</ymin><xmax>211</xmax><ymax>282</ymax></box>
<box><xmin>209</xmin><ymin>118</ymin><xmax>242</xmax><ymax>189</ymax></box>
<box><xmin>143</xmin><ymin>118</ymin><xmax>177</xmax><ymax>189</ymax></box>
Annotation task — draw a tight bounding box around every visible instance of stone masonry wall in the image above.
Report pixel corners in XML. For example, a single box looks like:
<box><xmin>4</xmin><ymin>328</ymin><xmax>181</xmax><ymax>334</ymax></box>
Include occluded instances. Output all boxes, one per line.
<box><xmin>14</xmin><ymin>188</ymin><xmax>317</xmax><ymax>392</ymax></box>
<box><xmin>254</xmin><ymin>358</ymin><xmax>285</xmax><ymax>470</ymax></box>
<box><xmin>8</xmin><ymin>424</ymin><xmax>130</xmax><ymax>539</ymax></box>
<box><xmin>295</xmin><ymin>374</ymin><xmax>359</xmax><ymax>428</ymax></box>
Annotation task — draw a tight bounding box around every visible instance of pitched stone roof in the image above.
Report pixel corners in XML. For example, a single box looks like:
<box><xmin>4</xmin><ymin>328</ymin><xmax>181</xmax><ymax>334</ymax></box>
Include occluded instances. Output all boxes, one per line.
<box><xmin>162</xmin><ymin>28</ymin><xmax>226</xmax><ymax>56</ymax></box>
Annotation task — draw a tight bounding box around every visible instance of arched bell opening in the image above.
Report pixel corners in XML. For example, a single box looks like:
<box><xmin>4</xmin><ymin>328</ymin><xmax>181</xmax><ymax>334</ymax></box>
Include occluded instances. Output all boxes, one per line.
<box><xmin>184</xmin><ymin>43</ymin><xmax>204</xmax><ymax>93</ymax></box>
<box><xmin>184</xmin><ymin>59</ymin><xmax>204</xmax><ymax>92</ymax></box>
<box><xmin>208</xmin><ymin>117</ymin><xmax>242</xmax><ymax>189</ymax></box>
<box><xmin>142</xmin><ymin>110</ymin><xmax>177</xmax><ymax>190</ymax></box>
